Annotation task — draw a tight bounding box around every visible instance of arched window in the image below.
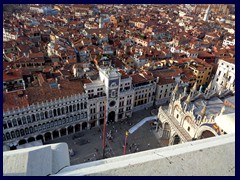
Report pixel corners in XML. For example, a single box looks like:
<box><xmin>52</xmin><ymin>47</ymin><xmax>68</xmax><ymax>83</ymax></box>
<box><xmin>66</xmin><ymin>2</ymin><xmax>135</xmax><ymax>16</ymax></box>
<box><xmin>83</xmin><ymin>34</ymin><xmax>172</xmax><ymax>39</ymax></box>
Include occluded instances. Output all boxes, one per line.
<box><xmin>27</xmin><ymin>115</ymin><xmax>31</xmax><ymax>123</ymax></box>
<box><xmin>57</xmin><ymin>108</ymin><xmax>61</xmax><ymax>115</ymax></box>
<box><xmin>11</xmin><ymin>131</ymin><xmax>16</xmax><ymax>138</ymax></box>
<box><xmin>65</xmin><ymin>106</ymin><xmax>68</xmax><ymax>113</ymax></box>
<box><xmin>49</xmin><ymin>110</ymin><xmax>53</xmax><ymax>118</ymax></box>
<box><xmin>3</xmin><ymin>121</ymin><xmax>7</xmax><ymax>129</ymax></box>
<box><xmin>7</xmin><ymin>120</ymin><xmax>12</xmax><ymax>128</ymax></box>
<box><xmin>25</xmin><ymin>128</ymin><xmax>29</xmax><ymax>135</ymax></box>
<box><xmin>58</xmin><ymin>119</ymin><xmax>62</xmax><ymax>125</ymax></box>
<box><xmin>17</xmin><ymin>118</ymin><xmax>22</xmax><ymax>125</ymax></box>
<box><xmin>61</xmin><ymin>107</ymin><xmax>65</xmax><ymax>114</ymax></box>
<box><xmin>36</xmin><ymin>113</ymin><xmax>40</xmax><ymax>121</ymax></box>
<box><xmin>31</xmin><ymin>114</ymin><xmax>36</xmax><ymax>122</ymax></box>
<box><xmin>15</xmin><ymin>130</ymin><xmax>20</xmax><ymax>137</ymax></box>
<box><xmin>46</xmin><ymin>122</ymin><xmax>50</xmax><ymax>129</ymax></box>
<box><xmin>62</xmin><ymin>118</ymin><xmax>66</xmax><ymax>124</ymax></box>
<box><xmin>42</xmin><ymin>123</ymin><xmax>46</xmax><ymax>130</ymax></box>
<box><xmin>84</xmin><ymin>102</ymin><xmax>87</xmax><ymax>109</ymax></box>
<box><xmin>29</xmin><ymin>127</ymin><xmax>34</xmax><ymax>133</ymax></box>
<box><xmin>40</xmin><ymin>112</ymin><xmax>44</xmax><ymax>120</ymax></box>
<box><xmin>45</xmin><ymin>111</ymin><xmax>48</xmax><ymax>119</ymax></box>
<box><xmin>81</xmin><ymin>103</ymin><xmax>83</xmax><ymax>109</ymax></box>
<box><xmin>34</xmin><ymin>125</ymin><xmax>38</xmax><ymax>132</ymax></box>
<box><xmin>69</xmin><ymin>105</ymin><xmax>73</xmax><ymax>113</ymax></box>
<box><xmin>12</xmin><ymin>119</ymin><xmax>17</xmax><ymax>127</ymax></box>
<box><xmin>54</xmin><ymin>120</ymin><xmax>58</xmax><ymax>127</ymax></box>
<box><xmin>6</xmin><ymin>132</ymin><xmax>11</xmax><ymax>140</ymax></box>
<box><xmin>54</xmin><ymin>109</ymin><xmax>57</xmax><ymax>116</ymax></box>
<box><xmin>51</xmin><ymin>121</ymin><xmax>54</xmax><ymax>127</ymax></box>
<box><xmin>38</xmin><ymin>124</ymin><xmax>42</xmax><ymax>131</ymax></box>
<box><xmin>20</xmin><ymin>129</ymin><xmax>25</xmax><ymax>136</ymax></box>
<box><xmin>73</xmin><ymin>104</ymin><xmax>76</xmax><ymax>111</ymax></box>
<box><xmin>77</xmin><ymin>104</ymin><xmax>80</xmax><ymax>110</ymax></box>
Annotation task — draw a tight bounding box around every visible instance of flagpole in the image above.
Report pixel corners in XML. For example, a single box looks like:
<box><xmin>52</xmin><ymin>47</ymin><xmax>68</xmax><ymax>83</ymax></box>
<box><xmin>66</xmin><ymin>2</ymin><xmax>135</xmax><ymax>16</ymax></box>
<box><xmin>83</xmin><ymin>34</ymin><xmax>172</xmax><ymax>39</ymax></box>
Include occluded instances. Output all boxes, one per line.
<box><xmin>102</xmin><ymin>101</ymin><xmax>107</xmax><ymax>158</ymax></box>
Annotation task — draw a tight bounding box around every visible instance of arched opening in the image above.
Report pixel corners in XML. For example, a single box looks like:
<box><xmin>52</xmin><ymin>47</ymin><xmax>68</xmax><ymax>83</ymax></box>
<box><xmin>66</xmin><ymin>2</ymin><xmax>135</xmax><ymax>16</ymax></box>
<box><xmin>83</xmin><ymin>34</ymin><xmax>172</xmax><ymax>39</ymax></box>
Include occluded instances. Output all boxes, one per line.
<box><xmin>45</xmin><ymin>111</ymin><xmax>48</xmax><ymax>119</ymax></box>
<box><xmin>17</xmin><ymin>118</ymin><xmax>22</xmax><ymax>125</ymax></box>
<box><xmin>173</xmin><ymin>134</ymin><xmax>181</xmax><ymax>145</ymax></box>
<box><xmin>82</xmin><ymin>122</ymin><xmax>87</xmax><ymax>130</ymax></box>
<box><xmin>10</xmin><ymin>145</ymin><xmax>17</xmax><ymax>150</ymax></box>
<box><xmin>6</xmin><ymin>132</ymin><xmax>11</xmax><ymax>140</ymax></box>
<box><xmin>36</xmin><ymin>135</ymin><xmax>44</xmax><ymax>142</ymax></box>
<box><xmin>200</xmin><ymin>130</ymin><xmax>215</xmax><ymax>139</ymax></box>
<box><xmin>57</xmin><ymin>108</ymin><xmax>61</xmax><ymax>115</ymax></box>
<box><xmin>54</xmin><ymin>109</ymin><xmax>57</xmax><ymax>116</ymax></box>
<box><xmin>19</xmin><ymin>129</ymin><xmax>24</xmax><ymax>136</ymax></box>
<box><xmin>90</xmin><ymin>121</ymin><xmax>96</xmax><ymax>128</ymax></box>
<box><xmin>60</xmin><ymin>128</ymin><xmax>67</xmax><ymax>136</ymax></box>
<box><xmin>75</xmin><ymin>124</ymin><xmax>80</xmax><ymax>132</ymax></box>
<box><xmin>25</xmin><ymin>127</ymin><xmax>29</xmax><ymax>135</ymax></box>
<box><xmin>11</xmin><ymin>131</ymin><xmax>16</xmax><ymax>139</ymax></box>
<box><xmin>28</xmin><ymin>137</ymin><xmax>35</xmax><ymax>143</ymax></box>
<box><xmin>99</xmin><ymin>118</ymin><xmax>104</xmax><ymax>125</ymax></box>
<box><xmin>68</xmin><ymin>126</ymin><xmax>74</xmax><ymax>134</ymax></box>
<box><xmin>18</xmin><ymin>139</ymin><xmax>27</xmax><ymax>145</ymax></box>
<box><xmin>31</xmin><ymin>114</ymin><xmax>36</xmax><ymax>122</ymax></box>
<box><xmin>61</xmin><ymin>107</ymin><xmax>65</xmax><ymax>114</ymax></box>
<box><xmin>15</xmin><ymin>130</ymin><xmax>20</xmax><ymax>138</ymax></box>
<box><xmin>44</xmin><ymin>132</ymin><xmax>52</xmax><ymax>142</ymax></box>
<box><xmin>29</xmin><ymin>126</ymin><xmax>34</xmax><ymax>134</ymax></box>
<box><xmin>108</xmin><ymin>111</ymin><xmax>115</xmax><ymax>123</ymax></box>
<box><xmin>53</xmin><ymin>130</ymin><xmax>59</xmax><ymax>139</ymax></box>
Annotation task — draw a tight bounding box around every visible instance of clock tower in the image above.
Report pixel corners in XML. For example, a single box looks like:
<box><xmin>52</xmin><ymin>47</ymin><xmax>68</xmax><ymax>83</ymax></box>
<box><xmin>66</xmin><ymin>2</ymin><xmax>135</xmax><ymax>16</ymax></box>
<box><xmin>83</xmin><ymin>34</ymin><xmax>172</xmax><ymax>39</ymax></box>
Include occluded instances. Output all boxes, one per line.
<box><xmin>99</xmin><ymin>67</ymin><xmax>121</xmax><ymax>123</ymax></box>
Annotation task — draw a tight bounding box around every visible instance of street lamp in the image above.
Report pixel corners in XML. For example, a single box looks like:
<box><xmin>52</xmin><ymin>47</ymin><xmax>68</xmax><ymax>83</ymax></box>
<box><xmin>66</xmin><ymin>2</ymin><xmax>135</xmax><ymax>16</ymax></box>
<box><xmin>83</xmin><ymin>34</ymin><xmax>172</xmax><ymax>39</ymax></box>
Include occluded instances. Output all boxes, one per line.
<box><xmin>123</xmin><ymin>131</ymin><xmax>129</xmax><ymax>155</ymax></box>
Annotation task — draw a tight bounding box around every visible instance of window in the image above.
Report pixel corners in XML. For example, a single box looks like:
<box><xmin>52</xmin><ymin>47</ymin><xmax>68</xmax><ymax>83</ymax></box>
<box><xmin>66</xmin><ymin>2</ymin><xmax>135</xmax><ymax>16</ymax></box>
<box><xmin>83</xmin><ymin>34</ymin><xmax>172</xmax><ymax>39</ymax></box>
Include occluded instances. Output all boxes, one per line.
<box><xmin>187</xmin><ymin>127</ymin><xmax>190</xmax><ymax>131</ymax></box>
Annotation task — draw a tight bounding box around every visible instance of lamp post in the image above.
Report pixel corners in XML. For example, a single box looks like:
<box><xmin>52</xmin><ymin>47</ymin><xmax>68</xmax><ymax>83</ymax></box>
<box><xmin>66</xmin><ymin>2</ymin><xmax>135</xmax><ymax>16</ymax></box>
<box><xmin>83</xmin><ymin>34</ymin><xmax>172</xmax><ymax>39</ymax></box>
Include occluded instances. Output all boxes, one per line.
<box><xmin>123</xmin><ymin>131</ymin><xmax>128</xmax><ymax>155</ymax></box>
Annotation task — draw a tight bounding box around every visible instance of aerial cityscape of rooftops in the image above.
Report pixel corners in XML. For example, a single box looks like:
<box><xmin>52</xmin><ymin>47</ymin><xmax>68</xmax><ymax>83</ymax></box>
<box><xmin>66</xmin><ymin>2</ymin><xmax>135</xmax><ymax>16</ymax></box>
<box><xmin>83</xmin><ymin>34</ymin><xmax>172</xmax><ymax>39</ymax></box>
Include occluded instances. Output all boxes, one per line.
<box><xmin>3</xmin><ymin>4</ymin><xmax>235</xmax><ymax>166</ymax></box>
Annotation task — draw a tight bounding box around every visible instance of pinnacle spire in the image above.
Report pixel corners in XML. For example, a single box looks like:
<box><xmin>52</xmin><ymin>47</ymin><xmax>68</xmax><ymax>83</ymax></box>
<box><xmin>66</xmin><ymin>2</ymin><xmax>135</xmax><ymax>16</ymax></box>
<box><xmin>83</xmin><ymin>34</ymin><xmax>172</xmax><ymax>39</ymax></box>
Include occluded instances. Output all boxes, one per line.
<box><xmin>200</xmin><ymin>104</ymin><xmax>207</xmax><ymax>116</ymax></box>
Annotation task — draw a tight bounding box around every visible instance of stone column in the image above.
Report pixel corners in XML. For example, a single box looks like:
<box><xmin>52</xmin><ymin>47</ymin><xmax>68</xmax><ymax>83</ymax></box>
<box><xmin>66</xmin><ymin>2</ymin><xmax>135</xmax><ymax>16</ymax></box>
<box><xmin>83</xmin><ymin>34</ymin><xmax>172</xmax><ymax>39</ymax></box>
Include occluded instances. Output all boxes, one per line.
<box><xmin>50</xmin><ymin>132</ymin><xmax>53</xmax><ymax>140</ymax></box>
<box><xmin>80</xmin><ymin>123</ymin><xmax>83</xmax><ymax>131</ymax></box>
<box><xmin>73</xmin><ymin>126</ymin><xmax>75</xmax><ymax>133</ymax></box>
<box><xmin>87</xmin><ymin>123</ymin><xmax>91</xmax><ymax>130</ymax></box>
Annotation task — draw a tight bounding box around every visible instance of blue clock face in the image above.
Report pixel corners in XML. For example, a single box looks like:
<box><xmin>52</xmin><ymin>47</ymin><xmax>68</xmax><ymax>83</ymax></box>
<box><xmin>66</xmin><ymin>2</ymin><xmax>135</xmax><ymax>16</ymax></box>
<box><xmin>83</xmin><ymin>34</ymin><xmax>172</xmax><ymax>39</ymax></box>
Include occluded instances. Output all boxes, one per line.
<box><xmin>109</xmin><ymin>79</ymin><xmax>119</xmax><ymax>87</ymax></box>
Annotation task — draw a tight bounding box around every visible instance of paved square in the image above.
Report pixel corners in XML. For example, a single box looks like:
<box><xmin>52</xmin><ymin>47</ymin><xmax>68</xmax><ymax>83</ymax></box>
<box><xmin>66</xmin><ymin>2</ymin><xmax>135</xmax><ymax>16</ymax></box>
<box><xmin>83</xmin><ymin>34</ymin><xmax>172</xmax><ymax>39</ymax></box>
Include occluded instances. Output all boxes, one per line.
<box><xmin>45</xmin><ymin>107</ymin><xmax>165</xmax><ymax>165</ymax></box>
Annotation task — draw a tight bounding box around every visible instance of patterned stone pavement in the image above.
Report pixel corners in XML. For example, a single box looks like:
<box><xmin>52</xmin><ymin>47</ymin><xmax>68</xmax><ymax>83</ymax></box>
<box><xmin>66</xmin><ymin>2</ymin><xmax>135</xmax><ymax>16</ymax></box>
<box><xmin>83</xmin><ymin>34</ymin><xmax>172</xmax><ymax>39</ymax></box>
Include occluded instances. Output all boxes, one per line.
<box><xmin>45</xmin><ymin>106</ymin><xmax>168</xmax><ymax>165</ymax></box>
